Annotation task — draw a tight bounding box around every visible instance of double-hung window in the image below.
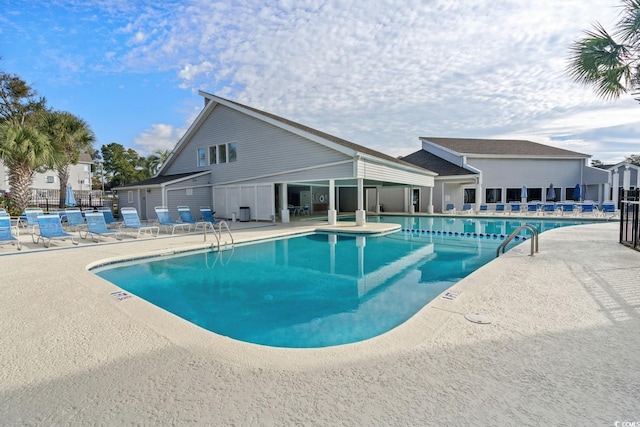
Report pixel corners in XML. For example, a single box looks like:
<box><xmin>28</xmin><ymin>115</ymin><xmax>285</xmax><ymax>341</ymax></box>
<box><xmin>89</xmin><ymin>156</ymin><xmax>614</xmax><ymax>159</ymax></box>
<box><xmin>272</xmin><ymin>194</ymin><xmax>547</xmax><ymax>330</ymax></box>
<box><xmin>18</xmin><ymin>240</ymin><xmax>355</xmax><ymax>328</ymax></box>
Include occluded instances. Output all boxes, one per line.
<box><xmin>209</xmin><ymin>142</ymin><xmax>237</xmax><ymax>164</ymax></box>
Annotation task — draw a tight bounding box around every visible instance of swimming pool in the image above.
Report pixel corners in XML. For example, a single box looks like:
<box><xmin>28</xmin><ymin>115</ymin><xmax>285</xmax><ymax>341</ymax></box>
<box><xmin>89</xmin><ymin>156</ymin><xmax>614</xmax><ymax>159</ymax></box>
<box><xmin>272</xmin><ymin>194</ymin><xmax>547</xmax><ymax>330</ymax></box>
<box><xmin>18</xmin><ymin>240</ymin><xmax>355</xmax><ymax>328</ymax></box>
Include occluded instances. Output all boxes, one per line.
<box><xmin>93</xmin><ymin>217</ymin><xmax>589</xmax><ymax>348</ymax></box>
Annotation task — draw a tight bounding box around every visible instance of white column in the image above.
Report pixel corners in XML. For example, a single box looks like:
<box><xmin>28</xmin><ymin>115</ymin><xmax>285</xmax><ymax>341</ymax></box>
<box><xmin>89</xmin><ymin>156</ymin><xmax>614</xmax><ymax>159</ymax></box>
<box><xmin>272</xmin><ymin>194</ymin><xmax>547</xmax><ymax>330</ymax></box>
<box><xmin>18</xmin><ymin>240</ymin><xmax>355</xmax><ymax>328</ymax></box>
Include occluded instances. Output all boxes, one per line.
<box><xmin>327</xmin><ymin>179</ymin><xmax>337</xmax><ymax>225</ymax></box>
<box><xmin>427</xmin><ymin>186</ymin><xmax>434</xmax><ymax>214</ymax></box>
<box><xmin>375</xmin><ymin>187</ymin><xmax>381</xmax><ymax>214</ymax></box>
<box><xmin>623</xmin><ymin>164</ymin><xmax>631</xmax><ymax>190</ymax></box>
<box><xmin>475</xmin><ymin>180</ymin><xmax>483</xmax><ymax>208</ymax></box>
<box><xmin>355</xmin><ymin>178</ymin><xmax>366</xmax><ymax>226</ymax></box>
<box><xmin>280</xmin><ymin>183</ymin><xmax>290</xmax><ymax>223</ymax></box>
<box><xmin>612</xmin><ymin>169</ymin><xmax>620</xmax><ymax>206</ymax></box>
<box><xmin>604</xmin><ymin>182</ymin><xmax>611</xmax><ymax>202</ymax></box>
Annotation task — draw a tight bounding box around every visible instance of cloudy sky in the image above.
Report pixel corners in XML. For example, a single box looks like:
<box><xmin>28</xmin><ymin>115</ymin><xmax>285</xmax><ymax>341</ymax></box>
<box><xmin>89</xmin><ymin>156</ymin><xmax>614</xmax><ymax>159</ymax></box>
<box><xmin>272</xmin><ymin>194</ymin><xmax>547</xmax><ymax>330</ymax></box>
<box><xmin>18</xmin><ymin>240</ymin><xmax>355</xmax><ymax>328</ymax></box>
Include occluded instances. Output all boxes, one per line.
<box><xmin>1</xmin><ymin>0</ymin><xmax>639</xmax><ymax>164</ymax></box>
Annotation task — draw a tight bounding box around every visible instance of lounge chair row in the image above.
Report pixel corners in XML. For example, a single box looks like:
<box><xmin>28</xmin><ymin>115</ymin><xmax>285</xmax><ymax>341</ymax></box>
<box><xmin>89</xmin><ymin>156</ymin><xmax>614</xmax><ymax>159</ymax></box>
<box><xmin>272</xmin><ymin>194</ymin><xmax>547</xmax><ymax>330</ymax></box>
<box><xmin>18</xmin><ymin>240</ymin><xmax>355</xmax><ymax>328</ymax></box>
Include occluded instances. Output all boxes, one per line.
<box><xmin>1</xmin><ymin>206</ymin><xmax>220</xmax><ymax>250</ymax></box>
<box><xmin>445</xmin><ymin>202</ymin><xmax>618</xmax><ymax>217</ymax></box>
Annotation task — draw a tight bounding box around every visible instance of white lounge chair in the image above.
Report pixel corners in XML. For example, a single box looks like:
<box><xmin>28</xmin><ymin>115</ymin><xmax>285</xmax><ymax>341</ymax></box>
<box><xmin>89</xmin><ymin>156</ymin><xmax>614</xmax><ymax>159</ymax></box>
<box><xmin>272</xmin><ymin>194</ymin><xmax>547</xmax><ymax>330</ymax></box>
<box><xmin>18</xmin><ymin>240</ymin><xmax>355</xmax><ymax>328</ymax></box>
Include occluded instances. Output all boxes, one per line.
<box><xmin>119</xmin><ymin>207</ymin><xmax>159</xmax><ymax>238</ymax></box>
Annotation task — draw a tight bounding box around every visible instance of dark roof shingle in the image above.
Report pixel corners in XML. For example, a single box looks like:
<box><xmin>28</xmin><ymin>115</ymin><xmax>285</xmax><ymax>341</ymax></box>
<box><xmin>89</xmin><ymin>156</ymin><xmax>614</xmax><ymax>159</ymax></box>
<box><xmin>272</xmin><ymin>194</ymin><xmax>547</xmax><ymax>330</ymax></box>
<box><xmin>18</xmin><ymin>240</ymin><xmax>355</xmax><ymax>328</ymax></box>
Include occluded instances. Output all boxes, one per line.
<box><xmin>421</xmin><ymin>137</ymin><xmax>589</xmax><ymax>157</ymax></box>
<box><xmin>401</xmin><ymin>150</ymin><xmax>476</xmax><ymax>176</ymax></box>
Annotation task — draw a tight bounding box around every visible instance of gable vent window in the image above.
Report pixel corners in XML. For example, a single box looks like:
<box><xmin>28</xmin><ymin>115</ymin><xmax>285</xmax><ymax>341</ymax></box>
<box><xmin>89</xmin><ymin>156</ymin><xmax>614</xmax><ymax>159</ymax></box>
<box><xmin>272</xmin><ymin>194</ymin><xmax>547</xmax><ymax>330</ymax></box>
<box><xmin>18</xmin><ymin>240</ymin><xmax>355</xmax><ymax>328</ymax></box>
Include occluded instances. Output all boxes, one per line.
<box><xmin>46</xmin><ymin>176</ymin><xmax>55</xmax><ymax>183</ymax></box>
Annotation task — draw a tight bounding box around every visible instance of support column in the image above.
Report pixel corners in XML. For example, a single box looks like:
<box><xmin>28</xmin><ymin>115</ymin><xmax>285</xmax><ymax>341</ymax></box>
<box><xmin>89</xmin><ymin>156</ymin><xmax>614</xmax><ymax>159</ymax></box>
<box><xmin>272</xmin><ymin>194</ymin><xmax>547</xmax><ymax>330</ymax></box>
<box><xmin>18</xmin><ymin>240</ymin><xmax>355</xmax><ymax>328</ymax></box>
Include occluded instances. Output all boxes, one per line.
<box><xmin>355</xmin><ymin>178</ymin><xmax>366</xmax><ymax>226</ymax></box>
<box><xmin>475</xmin><ymin>180</ymin><xmax>483</xmax><ymax>208</ymax></box>
<box><xmin>327</xmin><ymin>179</ymin><xmax>337</xmax><ymax>225</ymax></box>
<box><xmin>409</xmin><ymin>186</ymin><xmax>415</xmax><ymax>214</ymax></box>
<box><xmin>280</xmin><ymin>183</ymin><xmax>290</xmax><ymax>223</ymax></box>
<box><xmin>427</xmin><ymin>186</ymin><xmax>434</xmax><ymax>214</ymax></box>
<box><xmin>612</xmin><ymin>169</ymin><xmax>620</xmax><ymax>206</ymax></box>
<box><xmin>623</xmin><ymin>164</ymin><xmax>631</xmax><ymax>190</ymax></box>
<box><xmin>375</xmin><ymin>186</ymin><xmax>381</xmax><ymax>214</ymax></box>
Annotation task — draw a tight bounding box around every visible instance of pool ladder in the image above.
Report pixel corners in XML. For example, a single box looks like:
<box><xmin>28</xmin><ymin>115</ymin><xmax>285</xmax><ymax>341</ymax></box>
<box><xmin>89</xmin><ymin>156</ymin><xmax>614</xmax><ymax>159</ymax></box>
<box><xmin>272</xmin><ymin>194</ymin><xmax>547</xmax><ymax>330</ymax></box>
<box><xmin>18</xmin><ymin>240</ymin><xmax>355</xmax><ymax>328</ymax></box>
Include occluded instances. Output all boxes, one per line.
<box><xmin>203</xmin><ymin>220</ymin><xmax>234</xmax><ymax>249</ymax></box>
<box><xmin>496</xmin><ymin>224</ymin><xmax>539</xmax><ymax>257</ymax></box>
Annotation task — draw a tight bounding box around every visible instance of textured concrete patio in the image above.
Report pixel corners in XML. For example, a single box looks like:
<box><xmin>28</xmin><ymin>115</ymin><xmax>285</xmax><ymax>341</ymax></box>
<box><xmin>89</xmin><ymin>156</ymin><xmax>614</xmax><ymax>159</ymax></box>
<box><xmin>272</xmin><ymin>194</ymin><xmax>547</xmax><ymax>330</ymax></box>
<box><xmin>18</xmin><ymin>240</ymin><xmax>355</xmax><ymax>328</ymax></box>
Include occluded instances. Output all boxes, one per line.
<box><xmin>1</xmin><ymin>219</ymin><xmax>639</xmax><ymax>425</ymax></box>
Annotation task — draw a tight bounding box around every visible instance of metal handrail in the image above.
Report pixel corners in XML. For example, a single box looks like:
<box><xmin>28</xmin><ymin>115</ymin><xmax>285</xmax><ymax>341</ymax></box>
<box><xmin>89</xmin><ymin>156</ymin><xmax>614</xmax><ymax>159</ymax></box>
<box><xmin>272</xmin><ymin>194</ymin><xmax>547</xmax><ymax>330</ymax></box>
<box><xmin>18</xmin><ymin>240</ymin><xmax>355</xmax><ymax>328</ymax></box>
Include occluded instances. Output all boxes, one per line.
<box><xmin>496</xmin><ymin>224</ymin><xmax>539</xmax><ymax>257</ymax></box>
<box><xmin>203</xmin><ymin>220</ymin><xmax>234</xmax><ymax>249</ymax></box>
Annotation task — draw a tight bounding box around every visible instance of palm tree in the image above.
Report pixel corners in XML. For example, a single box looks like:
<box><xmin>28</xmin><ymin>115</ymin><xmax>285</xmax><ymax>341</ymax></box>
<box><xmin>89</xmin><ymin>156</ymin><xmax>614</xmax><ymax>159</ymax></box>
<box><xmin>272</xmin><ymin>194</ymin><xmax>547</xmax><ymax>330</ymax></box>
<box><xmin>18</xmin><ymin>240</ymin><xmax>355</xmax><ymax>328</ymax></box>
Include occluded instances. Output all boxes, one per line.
<box><xmin>567</xmin><ymin>0</ymin><xmax>640</xmax><ymax>101</ymax></box>
<box><xmin>39</xmin><ymin>111</ymin><xmax>96</xmax><ymax>207</ymax></box>
<box><xmin>145</xmin><ymin>149</ymin><xmax>171</xmax><ymax>176</ymax></box>
<box><xmin>0</xmin><ymin>121</ymin><xmax>64</xmax><ymax>212</ymax></box>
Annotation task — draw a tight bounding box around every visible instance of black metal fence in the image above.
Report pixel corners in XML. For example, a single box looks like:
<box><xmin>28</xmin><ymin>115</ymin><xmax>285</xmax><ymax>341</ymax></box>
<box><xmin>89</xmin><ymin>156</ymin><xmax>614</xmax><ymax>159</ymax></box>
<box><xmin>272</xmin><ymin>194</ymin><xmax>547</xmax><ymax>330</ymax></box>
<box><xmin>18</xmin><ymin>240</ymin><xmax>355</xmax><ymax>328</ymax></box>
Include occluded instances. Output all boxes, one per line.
<box><xmin>29</xmin><ymin>189</ymin><xmax>113</xmax><ymax>211</ymax></box>
<box><xmin>620</xmin><ymin>189</ymin><xmax>640</xmax><ymax>251</ymax></box>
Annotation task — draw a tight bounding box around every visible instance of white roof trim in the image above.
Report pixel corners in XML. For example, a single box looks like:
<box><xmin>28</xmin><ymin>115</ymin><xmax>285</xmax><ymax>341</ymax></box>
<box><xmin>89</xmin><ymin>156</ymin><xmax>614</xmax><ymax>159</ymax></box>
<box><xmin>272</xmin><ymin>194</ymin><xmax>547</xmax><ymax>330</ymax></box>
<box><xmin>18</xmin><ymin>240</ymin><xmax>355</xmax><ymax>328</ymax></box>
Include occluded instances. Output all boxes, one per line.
<box><xmin>118</xmin><ymin>171</ymin><xmax>210</xmax><ymax>190</ymax></box>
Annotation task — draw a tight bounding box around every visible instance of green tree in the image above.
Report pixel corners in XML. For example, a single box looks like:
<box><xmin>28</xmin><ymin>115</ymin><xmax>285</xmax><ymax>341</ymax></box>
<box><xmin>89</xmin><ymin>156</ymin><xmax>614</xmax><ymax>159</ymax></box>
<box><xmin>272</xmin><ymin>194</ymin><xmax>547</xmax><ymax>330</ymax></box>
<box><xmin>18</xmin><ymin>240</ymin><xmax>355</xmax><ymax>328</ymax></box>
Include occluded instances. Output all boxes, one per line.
<box><xmin>567</xmin><ymin>0</ymin><xmax>640</xmax><ymax>101</ymax></box>
<box><xmin>144</xmin><ymin>149</ymin><xmax>171</xmax><ymax>176</ymax></box>
<box><xmin>0</xmin><ymin>121</ymin><xmax>63</xmax><ymax>212</ymax></box>
<box><xmin>101</xmin><ymin>142</ymin><xmax>148</xmax><ymax>188</ymax></box>
<box><xmin>626</xmin><ymin>154</ymin><xmax>640</xmax><ymax>165</ymax></box>
<box><xmin>39</xmin><ymin>111</ymin><xmax>96</xmax><ymax>207</ymax></box>
<box><xmin>0</xmin><ymin>69</ymin><xmax>46</xmax><ymax>125</ymax></box>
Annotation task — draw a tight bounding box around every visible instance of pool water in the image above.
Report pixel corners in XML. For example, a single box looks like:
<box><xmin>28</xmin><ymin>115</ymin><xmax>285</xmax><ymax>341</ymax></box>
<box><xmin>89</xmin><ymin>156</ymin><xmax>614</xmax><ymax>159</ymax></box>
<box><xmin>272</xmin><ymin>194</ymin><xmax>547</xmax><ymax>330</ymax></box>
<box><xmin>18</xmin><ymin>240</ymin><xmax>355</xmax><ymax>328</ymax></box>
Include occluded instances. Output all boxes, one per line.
<box><xmin>93</xmin><ymin>217</ymin><xmax>588</xmax><ymax>348</ymax></box>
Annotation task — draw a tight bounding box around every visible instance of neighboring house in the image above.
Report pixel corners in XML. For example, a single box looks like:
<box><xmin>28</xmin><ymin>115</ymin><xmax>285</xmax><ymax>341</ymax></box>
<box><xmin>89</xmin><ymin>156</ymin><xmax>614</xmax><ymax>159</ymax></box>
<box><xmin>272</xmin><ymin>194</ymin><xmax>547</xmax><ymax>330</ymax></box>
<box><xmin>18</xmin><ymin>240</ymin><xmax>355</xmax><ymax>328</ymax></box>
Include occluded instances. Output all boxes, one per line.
<box><xmin>115</xmin><ymin>91</ymin><xmax>436</xmax><ymax>223</ymax></box>
<box><xmin>401</xmin><ymin>137</ymin><xmax>610</xmax><ymax>213</ymax></box>
<box><xmin>0</xmin><ymin>153</ymin><xmax>93</xmax><ymax>196</ymax></box>
<box><xmin>603</xmin><ymin>161</ymin><xmax>640</xmax><ymax>206</ymax></box>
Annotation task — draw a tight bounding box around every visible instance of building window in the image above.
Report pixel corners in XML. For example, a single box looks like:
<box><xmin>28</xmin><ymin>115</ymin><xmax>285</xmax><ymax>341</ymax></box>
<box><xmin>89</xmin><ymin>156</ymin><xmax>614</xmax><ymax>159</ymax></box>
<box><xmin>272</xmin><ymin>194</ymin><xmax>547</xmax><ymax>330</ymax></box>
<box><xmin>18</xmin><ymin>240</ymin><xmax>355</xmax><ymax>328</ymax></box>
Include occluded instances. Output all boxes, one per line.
<box><xmin>528</xmin><ymin>188</ymin><xmax>542</xmax><ymax>201</ymax></box>
<box><xmin>463</xmin><ymin>188</ymin><xmax>476</xmax><ymax>204</ymax></box>
<box><xmin>127</xmin><ymin>191</ymin><xmax>133</xmax><ymax>203</ymax></box>
<box><xmin>83</xmin><ymin>165</ymin><xmax>90</xmax><ymax>173</ymax></box>
<box><xmin>197</xmin><ymin>148</ymin><xmax>206</xmax><ymax>167</ymax></box>
<box><xmin>209</xmin><ymin>142</ymin><xmax>237</xmax><ymax>164</ymax></box>
<box><xmin>186</xmin><ymin>188</ymin><xmax>193</xmax><ymax>196</ymax></box>
<box><xmin>209</xmin><ymin>146</ymin><xmax>217</xmax><ymax>165</ymax></box>
<box><xmin>46</xmin><ymin>176</ymin><xmax>55</xmax><ymax>183</ymax></box>
<box><xmin>506</xmin><ymin>188</ymin><xmax>521</xmax><ymax>202</ymax></box>
<box><xmin>228</xmin><ymin>142</ymin><xmax>237</xmax><ymax>162</ymax></box>
<box><xmin>485</xmin><ymin>188</ymin><xmax>502</xmax><ymax>203</ymax></box>
<box><xmin>219</xmin><ymin>144</ymin><xmax>227</xmax><ymax>163</ymax></box>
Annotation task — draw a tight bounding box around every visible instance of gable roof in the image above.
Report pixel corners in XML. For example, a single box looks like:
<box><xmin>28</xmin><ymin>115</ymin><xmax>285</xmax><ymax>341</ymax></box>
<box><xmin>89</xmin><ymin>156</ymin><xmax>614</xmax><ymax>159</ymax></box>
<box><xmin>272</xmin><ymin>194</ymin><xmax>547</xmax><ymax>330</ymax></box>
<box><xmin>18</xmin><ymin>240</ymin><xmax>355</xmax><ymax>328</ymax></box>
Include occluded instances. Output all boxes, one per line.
<box><xmin>421</xmin><ymin>137</ymin><xmax>590</xmax><ymax>157</ymax></box>
<box><xmin>158</xmin><ymin>91</ymin><xmax>435</xmax><ymax>177</ymax></box>
<box><xmin>401</xmin><ymin>150</ymin><xmax>475</xmax><ymax>176</ymax></box>
<box><xmin>115</xmin><ymin>172</ymin><xmax>206</xmax><ymax>189</ymax></box>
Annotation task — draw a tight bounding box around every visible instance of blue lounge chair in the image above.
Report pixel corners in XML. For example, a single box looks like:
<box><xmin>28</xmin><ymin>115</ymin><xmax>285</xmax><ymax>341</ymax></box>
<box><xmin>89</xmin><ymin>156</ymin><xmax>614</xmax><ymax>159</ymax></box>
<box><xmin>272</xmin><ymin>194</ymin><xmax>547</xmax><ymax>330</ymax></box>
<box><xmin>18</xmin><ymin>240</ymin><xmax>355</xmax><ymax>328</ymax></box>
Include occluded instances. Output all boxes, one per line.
<box><xmin>119</xmin><ymin>207</ymin><xmax>159</xmax><ymax>238</ymax></box>
<box><xmin>601</xmin><ymin>203</ymin><xmax>617</xmax><ymax>218</ymax></box>
<box><xmin>444</xmin><ymin>203</ymin><xmax>455</xmax><ymax>213</ymax></box>
<box><xmin>0</xmin><ymin>216</ymin><xmax>21</xmax><ymax>250</ymax></box>
<box><xmin>542</xmin><ymin>203</ymin><xmax>556</xmax><ymax>215</ymax></box>
<box><xmin>510</xmin><ymin>203</ymin><xmax>521</xmax><ymax>214</ymax></box>
<box><xmin>580</xmin><ymin>202</ymin><xmax>596</xmax><ymax>216</ymax></box>
<box><xmin>561</xmin><ymin>203</ymin><xmax>576</xmax><ymax>216</ymax></box>
<box><xmin>526</xmin><ymin>203</ymin><xmax>539</xmax><ymax>215</ymax></box>
<box><xmin>178</xmin><ymin>206</ymin><xmax>213</xmax><ymax>231</ymax></box>
<box><xmin>154</xmin><ymin>206</ymin><xmax>192</xmax><ymax>234</ymax></box>
<box><xmin>99</xmin><ymin>208</ymin><xmax>120</xmax><ymax>228</ymax></box>
<box><xmin>81</xmin><ymin>212</ymin><xmax>124</xmax><ymax>242</ymax></box>
<box><xmin>64</xmin><ymin>209</ymin><xmax>86</xmax><ymax>232</ymax></box>
<box><xmin>33</xmin><ymin>214</ymin><xmax>79</xmax><ymax>247</ymax></box>
<box><xmin>494</xmin><ymin>204</ymin><xmax>505</xmax><ymax>215</ymax></box>
<box><xmin>461</xmin><ymin>203</ymin><xmax>473</xmax><ymax>214</ymax></box>
<box><xmin>22</xmin><ymin>208</ymin><xmax>43</xmax><ymax>234</ymax></box>
<box><xmin>200</xmin><ymin>207</ymin><xmax>218</xmax><ymax>224</ymax></box>
<box><xmin>478</xmin><ymin>204</ymin><xmax>488</xmax><ymax>214</ymax></box>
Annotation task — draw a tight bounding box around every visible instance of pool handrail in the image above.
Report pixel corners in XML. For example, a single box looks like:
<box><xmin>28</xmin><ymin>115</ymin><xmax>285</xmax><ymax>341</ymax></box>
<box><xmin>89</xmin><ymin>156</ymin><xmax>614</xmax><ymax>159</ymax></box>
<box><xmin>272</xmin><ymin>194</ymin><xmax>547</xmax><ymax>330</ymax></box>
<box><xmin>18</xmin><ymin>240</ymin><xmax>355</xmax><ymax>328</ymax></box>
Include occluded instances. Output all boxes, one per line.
<box><xmin>496</xmin><ymin>223</ymin><xmax>539</xmax><ymax>257</ymax></box>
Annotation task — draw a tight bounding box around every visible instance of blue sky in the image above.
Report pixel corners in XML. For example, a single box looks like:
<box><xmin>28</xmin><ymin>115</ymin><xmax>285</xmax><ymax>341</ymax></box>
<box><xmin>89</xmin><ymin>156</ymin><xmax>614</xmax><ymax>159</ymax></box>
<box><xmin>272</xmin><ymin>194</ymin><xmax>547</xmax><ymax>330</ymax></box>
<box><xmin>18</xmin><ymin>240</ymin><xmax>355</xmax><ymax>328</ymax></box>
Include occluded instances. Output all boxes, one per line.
<box><xmin>2</xmin><ymin>0</ymin><xmax>639</xmax><ymax>164</ymax></box>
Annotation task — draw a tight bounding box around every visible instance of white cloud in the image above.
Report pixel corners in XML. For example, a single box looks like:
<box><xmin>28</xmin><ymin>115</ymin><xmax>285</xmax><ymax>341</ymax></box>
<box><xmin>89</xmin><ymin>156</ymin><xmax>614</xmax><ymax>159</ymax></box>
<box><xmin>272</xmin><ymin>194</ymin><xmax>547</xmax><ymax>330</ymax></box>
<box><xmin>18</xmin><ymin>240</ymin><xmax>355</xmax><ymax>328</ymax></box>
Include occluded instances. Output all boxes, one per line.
<box><xmin>133</xmin><ymin>123</ymin><xmax>184</xmax><ymax>156</ymax></box>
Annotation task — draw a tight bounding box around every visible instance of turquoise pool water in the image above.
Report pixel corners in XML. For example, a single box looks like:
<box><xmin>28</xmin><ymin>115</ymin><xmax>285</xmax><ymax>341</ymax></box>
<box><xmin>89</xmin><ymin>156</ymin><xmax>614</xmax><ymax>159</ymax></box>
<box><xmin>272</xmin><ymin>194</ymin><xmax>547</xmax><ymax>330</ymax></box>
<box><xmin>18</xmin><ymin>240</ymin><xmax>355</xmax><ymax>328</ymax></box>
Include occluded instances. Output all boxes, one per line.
<box><xmin>93</xmin><ymin>217</ymin><xmax>589</xmax><ymax>348</ymax></box>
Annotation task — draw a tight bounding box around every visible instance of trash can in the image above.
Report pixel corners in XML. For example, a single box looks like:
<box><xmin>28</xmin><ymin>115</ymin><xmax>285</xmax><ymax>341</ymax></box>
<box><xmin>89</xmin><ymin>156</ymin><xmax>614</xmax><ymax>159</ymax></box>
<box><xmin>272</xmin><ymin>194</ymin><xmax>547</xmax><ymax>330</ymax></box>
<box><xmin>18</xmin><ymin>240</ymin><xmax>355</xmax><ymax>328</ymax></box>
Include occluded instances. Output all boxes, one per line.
<box><xmin>239</xmin><ymin>206</ymin><xmax>250</xmax><ymax>222</ymax></box>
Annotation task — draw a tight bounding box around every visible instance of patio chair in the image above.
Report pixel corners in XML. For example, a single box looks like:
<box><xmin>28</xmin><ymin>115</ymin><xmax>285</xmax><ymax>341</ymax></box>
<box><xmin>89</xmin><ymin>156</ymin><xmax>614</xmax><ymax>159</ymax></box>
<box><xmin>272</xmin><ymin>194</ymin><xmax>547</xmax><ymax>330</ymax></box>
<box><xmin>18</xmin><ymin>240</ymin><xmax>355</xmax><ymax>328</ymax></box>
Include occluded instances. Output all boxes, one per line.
<box><xmin>33</xmin><ymin>214</ymin><xmax>79</xmax><ymax>248</ymax></box>
<box><xmin>64</xmin><ymin>208</ymin><xmax>87</xmax><ymax>232</ymax></box>
<box><xmin>81</xmin><ymin>212</ymin><xmax>124</xmax><ymax>242</ymax></box>
<box><xmin>119</xmin><ymin>207</ymin><xmax>159</xmax><ymax>238</ymax></box>
<box><xmin>444</xmin><ymin>203</ymin><xmax>456</xmax><ymax>214</ymax></box>
<box><xmin>199</xmin><ymin>207</ymin><xmax>219</xmax><ymax>224</ymax></box>
<box><xmin>601</xmin><ymin>203</ymin><xmax>617</xmax><ymax>218</ymax></box>
<box><xmin>526</xmin><ymin>203</ymin><xmax>539</xmax><ymax>215</ymax></box>
<box><xmin>461</xmin><ymin>203</ymin><xmax>473</xmax><ymax>214</ymax></box>
<box><xmin>0</xmin><ymin>216</ymin><xmax>21</xmax><ymax>250</ymax></box>
<box><xmin>580</xmin><ymin>202</ymin><xmax>596</xmax><ymax>216</ymax></box>
<box><xmin>98</xmin><ymin>208</ymin><xmax>120</xmax><ymax>228</ymax></box>
<box><xmin>542</xmin><ymin>203</ymin><xmax>557</xmax><ymax>215</ymax></box>
<box><xmin>561</xmin><ymin>203</ymin><xmax>576</xmax><ymax>216</ymax></box>
<box><xmin>154</xmin><ymin>206</ymin><xmax>192</xmax><ymax>234</ymax></box>
<box><xmin>178</xmin><ymin>206</ymin><xmax>213</xmax><ymax>231</ymax></box>
<box><xmin>494</xmin><ymin>204</ymin><xmax>505</xmax><ymax>215</ymax></box>
<box><xmin>509</xmin><ymin>203</ymin><xmax>521</xmax><ymax>215</ymax></box>
<box><xmin>22</xmin><ymin>208</ymin><xmax>43</xmax><ymax>234</ymax></box>
<box><xmin>478</xmin><ymin>204</ymin><xmax>488</xmax><ymax>214</ymax></box>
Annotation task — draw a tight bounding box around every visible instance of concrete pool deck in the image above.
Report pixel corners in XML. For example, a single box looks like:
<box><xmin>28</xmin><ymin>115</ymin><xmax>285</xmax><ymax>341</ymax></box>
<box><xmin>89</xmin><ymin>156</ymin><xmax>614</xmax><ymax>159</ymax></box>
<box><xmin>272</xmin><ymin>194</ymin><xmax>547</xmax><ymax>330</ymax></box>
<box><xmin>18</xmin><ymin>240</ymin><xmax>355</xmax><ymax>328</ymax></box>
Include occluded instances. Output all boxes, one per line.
<box><xmin>1</xmin><ymin>219</ymin><xmax>639</xmax><ymax>425</ymax></box>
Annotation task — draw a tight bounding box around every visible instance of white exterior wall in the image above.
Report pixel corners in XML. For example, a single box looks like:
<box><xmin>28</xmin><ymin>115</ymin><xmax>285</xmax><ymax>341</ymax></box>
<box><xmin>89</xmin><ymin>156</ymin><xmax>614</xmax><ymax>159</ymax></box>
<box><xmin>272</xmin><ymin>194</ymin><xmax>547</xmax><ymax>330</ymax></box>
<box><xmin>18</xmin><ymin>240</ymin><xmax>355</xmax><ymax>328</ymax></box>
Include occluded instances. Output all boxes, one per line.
<box><xmin>1</xmin><ymin>161</ymin><xmax>91</xmax><ymax>192</ymax></box>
